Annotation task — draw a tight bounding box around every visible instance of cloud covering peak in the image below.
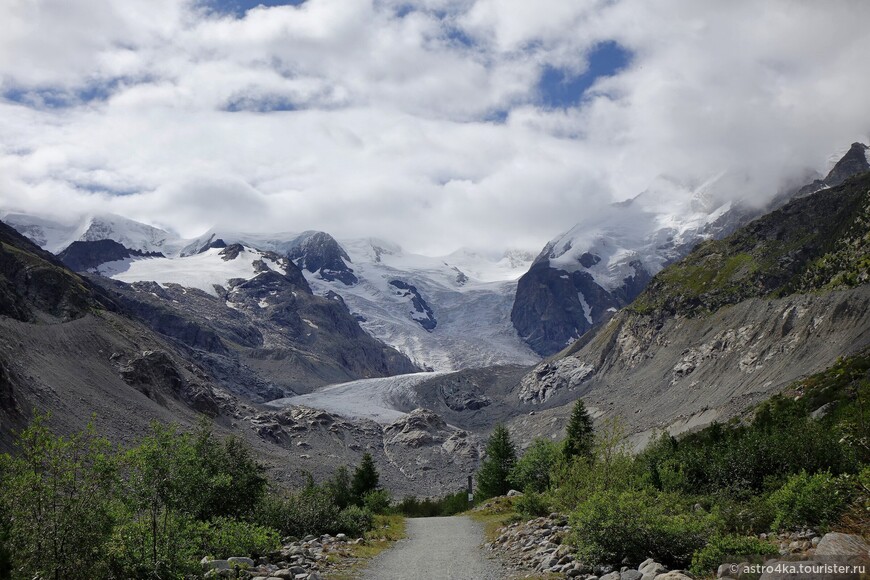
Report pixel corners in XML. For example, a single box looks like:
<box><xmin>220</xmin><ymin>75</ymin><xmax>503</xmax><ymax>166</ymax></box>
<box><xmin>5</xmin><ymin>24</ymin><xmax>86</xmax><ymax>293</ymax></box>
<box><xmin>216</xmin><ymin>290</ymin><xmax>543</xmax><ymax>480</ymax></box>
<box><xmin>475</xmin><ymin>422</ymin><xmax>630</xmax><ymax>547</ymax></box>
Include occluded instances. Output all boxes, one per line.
<box><xmin>1</xmin><ymin>0</ymin><xmax>868</xmax><ymax>254</ymax></box>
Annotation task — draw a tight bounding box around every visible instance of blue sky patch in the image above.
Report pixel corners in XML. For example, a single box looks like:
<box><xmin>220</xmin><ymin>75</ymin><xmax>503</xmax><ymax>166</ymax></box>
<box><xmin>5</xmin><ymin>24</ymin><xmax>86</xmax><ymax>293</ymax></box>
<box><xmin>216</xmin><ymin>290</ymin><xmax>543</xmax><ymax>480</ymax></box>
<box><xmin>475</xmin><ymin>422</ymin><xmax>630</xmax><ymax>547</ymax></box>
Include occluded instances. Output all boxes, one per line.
<box><xmin>538</xmin><ymin>41</ymin><xmax>631</xmax><ymax>109</ymax></box>
<box><xmin>3</xmin><ymin>81</ymin><xmax>118</xmax><ymax>109</ymax></box>
<box><xmin>201</xmin><ymin>0</ymin><xmax>305</xmax><ymax>17</ymax></box>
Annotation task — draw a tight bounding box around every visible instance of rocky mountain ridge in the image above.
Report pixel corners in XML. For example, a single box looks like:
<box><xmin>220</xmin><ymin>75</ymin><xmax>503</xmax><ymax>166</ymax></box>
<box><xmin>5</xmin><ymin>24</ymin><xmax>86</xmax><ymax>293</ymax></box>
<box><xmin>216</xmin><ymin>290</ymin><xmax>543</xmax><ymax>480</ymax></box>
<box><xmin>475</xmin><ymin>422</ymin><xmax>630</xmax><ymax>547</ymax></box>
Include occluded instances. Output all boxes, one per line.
<box><xmin>511</xmin><ymin>143</ymin><xmax>870</xmax><ymax>356</ymax></box>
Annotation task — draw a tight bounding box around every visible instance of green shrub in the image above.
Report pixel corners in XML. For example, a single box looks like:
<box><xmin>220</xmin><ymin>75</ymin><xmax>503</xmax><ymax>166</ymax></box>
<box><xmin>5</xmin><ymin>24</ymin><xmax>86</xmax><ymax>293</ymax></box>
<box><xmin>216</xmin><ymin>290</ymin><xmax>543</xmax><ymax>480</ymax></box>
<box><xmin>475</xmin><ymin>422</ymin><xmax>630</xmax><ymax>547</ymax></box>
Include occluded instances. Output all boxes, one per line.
<box><xmin>363</xmin><ymin>489</ymin><xmax>392</xmax><ymax>514</ymax></box>
<box><xmin>396</xmin><ymin>490</ymin><xmax>471</xmax><ymax>517</ymax></box>
<box><xmin>714</xmin><ymin>491</ymin><xmax>776</xmax><ymax>535</ymax></box>
<box><xmin>337</xmin><ymin>506</ymin><xmax>374</xmax><ymax>537</ymax></box>
<box><xmin>569</xmin><ymin>489</ymin><xmax>722</xmax><ymax>568</ymax></box>
<box><xmin>515</xmin><ymin>490</ymin><xmax>551</xmax><ymax>518</ymax></box>
<box><xmin>274</xmin><ymin>488</ymin><xmax>342</xmax><ymax>538</ymax></box>
<box><xmin>690</xmin><ymin>535</ymin><xmax>778</xmax><ymax>576</ymax></box>
<box><xmin>510</xmin><ymin>439</ymin><xmax>561</xmax><ymax>493</ymax></box>
<box><xmin>767</xmin><ymin>471</ymin><xmax>850</xmax><ymax>530</ymax></box>
<box><xmin>106</xmin><ymin>511</ymin><xmax>205</xmax><ymax>578</ymax></box>
<box><xmin>199</xmin><ymin>517</ymin><xmax>280</xmax><ymax>559</ymax></box>
<box><xmin>0</xmin><ymin>417</ymin><xmax>117</xmax><ymax>580</ymax></box>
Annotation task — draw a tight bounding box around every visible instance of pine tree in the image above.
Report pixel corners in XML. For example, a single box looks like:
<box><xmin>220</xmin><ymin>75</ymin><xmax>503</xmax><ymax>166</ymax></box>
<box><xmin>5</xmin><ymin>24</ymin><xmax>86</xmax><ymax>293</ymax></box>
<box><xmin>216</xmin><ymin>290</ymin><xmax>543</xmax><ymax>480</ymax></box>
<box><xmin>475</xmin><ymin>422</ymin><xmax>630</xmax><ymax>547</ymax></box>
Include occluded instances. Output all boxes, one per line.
<box><xmin>564</xmin><ymin>398</ymin><xmax>594</xmax><ymax>461</ymax></box>
<box><xmin>476</xmin><ymin>424</ymin><xmax>517</xmax><ymax>499</ymax></box>
<box><xmin>351</xmin><ymin>453</ymin><xmax>380</xmax><ymax>504</ymax></box>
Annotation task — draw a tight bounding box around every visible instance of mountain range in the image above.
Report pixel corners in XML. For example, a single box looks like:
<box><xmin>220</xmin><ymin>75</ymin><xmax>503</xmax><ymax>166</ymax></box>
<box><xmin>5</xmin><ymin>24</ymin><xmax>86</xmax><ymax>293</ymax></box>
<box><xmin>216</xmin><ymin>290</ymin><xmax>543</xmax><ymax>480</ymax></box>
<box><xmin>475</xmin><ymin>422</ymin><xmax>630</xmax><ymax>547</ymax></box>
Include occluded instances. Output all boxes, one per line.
<box><xmin>1</xmin><ymin>141</ymin><xmax>868</xmax><ymax>494</ymax></box>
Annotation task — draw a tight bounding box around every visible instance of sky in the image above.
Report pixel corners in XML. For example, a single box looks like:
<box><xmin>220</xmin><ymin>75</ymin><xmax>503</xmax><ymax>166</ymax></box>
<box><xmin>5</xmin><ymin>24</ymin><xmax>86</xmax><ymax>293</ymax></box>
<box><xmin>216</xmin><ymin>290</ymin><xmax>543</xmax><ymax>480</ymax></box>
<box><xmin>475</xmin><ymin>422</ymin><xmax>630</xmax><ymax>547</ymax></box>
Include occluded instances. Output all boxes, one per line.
<box><xmin>0</xmin><ymin>0</ymin><xmax>869</xmax><ymax>255</ymax></box>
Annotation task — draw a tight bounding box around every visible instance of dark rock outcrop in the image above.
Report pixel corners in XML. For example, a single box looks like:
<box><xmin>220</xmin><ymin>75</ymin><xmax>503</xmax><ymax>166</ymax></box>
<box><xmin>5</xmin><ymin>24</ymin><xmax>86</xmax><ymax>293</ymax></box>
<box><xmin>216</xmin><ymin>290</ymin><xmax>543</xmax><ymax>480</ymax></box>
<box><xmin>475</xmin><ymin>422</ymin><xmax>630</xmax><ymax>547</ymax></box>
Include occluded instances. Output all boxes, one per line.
<box><xmin>796</xmin><ymin>142</ymin><xmax>869</xmax><ymax>197</ymax></box>
<box><xmin>510</xmin><ymin>262</ymin><xmax>626</xmax><ymax>356</ymax></box>
<box><xmin>118</xmin><ymin>350</ymin><xmax>219</xmax><ymax>415</ymax></box>
<box><xmin>289</xmin><ymin>231</ymin><xmax>358</xmax><ymax>285</ymax></box>
<box><xmin>389</xmin><ymin>279</ymin><xmax>437</xmax><ymax>331</ymax></box>
<box><xmin>57</xmin><ymin>239</ymin><xmax>162</xmax><ymax>272</ymax></box>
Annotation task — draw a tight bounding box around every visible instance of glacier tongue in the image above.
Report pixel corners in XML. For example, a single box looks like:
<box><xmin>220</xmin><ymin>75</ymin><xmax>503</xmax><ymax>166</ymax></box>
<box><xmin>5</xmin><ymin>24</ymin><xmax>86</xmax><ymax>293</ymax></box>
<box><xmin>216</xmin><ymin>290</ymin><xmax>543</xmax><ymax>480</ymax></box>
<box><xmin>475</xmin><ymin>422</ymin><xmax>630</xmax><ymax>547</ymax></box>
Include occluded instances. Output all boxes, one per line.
<box><xmin>265</xmin><ymin>372</ymin><xmax>449</xmax><ymax>424</ymax></box>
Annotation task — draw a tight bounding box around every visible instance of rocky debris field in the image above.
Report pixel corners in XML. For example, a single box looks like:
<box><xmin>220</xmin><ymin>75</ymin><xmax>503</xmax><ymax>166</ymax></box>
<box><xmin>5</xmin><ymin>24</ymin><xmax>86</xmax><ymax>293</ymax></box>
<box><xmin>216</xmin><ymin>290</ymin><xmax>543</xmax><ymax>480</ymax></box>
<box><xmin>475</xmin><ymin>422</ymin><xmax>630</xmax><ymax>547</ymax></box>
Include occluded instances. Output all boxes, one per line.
<box><xmin>200</xmin><ymin>532</ymin><xmax>366</xmax><ymax>579</ymax></box>
<box><xmin>485</xmin><ymin>512</ymin><xmax>870</xmax><ymax>580</ymax></box>
<box><xmin>247</xmin><ymin>405</ymin><xmax>483</xmax><ymax>496</ymax></box>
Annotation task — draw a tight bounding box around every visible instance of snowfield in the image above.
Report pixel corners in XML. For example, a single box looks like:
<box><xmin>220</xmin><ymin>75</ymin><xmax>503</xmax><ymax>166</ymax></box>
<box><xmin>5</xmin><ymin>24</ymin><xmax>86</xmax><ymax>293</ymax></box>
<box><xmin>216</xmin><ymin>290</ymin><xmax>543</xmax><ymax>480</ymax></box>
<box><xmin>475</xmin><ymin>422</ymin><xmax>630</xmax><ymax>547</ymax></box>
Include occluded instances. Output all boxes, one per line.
<box><xmin>102</xmin><ymin>247</ymin><xmax>283</xmax><ymax>296</ymax></box>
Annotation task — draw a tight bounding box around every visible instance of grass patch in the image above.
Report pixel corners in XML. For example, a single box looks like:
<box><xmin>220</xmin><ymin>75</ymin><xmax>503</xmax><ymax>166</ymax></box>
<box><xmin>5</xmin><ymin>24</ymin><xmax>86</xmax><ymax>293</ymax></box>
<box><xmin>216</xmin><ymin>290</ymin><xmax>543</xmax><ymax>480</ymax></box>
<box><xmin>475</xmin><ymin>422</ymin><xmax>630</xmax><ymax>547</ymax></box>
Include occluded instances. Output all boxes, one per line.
<box><xmin>466</xmin><ymin>496</ymin><xmax>520</xmax><ymax>542</ymax></box>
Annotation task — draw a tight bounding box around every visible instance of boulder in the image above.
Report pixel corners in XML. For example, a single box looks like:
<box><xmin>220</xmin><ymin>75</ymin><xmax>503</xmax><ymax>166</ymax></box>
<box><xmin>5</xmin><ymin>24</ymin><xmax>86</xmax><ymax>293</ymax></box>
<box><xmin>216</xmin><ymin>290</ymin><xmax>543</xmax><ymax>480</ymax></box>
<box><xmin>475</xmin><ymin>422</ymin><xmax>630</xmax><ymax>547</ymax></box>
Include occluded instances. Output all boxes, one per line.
<box><xmin>202</xmin><ymin>559</ymin><xmax>231</xmax><ymax>571</ymax></box>
<box><xmin>815</xmin><ymin>532</ymin><xmax>870</xmax><ymax>557</ymax></box>
<box><xmin>228</xmin><ymin>556</ymin><xmax>255</xmax><ymax>567</ymax></box>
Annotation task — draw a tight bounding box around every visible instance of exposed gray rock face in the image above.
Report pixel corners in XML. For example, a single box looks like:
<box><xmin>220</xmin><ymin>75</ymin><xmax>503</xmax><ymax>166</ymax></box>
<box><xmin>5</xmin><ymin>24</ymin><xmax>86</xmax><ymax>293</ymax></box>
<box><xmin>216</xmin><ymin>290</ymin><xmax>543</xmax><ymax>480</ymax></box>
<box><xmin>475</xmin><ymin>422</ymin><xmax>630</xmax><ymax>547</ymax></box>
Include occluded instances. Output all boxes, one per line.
<box><xmin>439</xmin><ymin>381</ymin><xmax>491</xmax><ymax>411</ymax></box>
<box><xmin>518</xmin><ymin>358</ymin><xmax>594</xmax><ymax>404</ymax></box>
<box><xmin>797</xmin><ymin>142</ymin><xmax>870</xmax><ymax>196</ymax></box>
<box><xmin>289</xmin><ymin>231</ymin><xmax>358</xmax><ymax>286</ymax></box>
<box><xmin>58</xmin><ymin>239</ymin><xmax>163</xmax><ymax>272</ymax></box>
<box><xmin>511</xmin><ymin>261</ymin><xmax>627</xmax><ymax>356</ymax></box>
<box><xmin>0</xmin><ymin>221</ymin><xmax>102</xmax><ymax>322</ymax></box>
<box><xmin>382</xmin><ymin>409</ymin><xmax>479</xmax><ymax>485</ymax></box>
<box><xmin>89</xmin><ymin>257</ymin><xmax>418</xmax><ymax>401</ymax></box>
<box><xmin>118</xmin><ymin>350</ymin><xmax>220</xmax><ymax>416</ymax></box>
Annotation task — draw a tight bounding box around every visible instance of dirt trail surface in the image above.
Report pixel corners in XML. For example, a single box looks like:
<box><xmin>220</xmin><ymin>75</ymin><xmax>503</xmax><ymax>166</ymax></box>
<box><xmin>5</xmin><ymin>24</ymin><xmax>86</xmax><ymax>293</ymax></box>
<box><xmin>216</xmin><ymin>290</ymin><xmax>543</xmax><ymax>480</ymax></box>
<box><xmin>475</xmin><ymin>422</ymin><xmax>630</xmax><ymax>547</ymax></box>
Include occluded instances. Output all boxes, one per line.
<box><xmin>361</xmin><ymin>516</ymin><xmax>509</xmax><ymax>580</ymax></box>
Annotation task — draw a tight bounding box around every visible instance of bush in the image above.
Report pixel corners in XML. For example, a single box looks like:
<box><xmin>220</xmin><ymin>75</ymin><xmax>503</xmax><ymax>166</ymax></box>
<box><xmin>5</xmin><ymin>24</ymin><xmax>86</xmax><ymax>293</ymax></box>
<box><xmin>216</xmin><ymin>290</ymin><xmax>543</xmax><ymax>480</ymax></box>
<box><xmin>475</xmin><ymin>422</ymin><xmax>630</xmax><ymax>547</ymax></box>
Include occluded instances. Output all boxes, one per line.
<box><xmin>0</xmin><ymin>417</ymin><xmax>117</xmax><ymax>580</ymax></box>
<box><xmin>714</xmin><ymin>491</ymin><xmax>776</xmax><ymax>535</ymax></box>
<box><xmin>690</xmin><ymin>535</ymin><xmax>778</xmax><ymax>576</ymax></box>
<box><xmin>510</xmin><ymin>439</ymin><xmax>561</xmax><ymax>493</ymax></box>
<box><xmin>271</xmin><ymin>487</ymin><xmax>342</xmax><ymax>538</ymax></box>
<box><xmin>767</xmin><ymin>471</ymin><xmax>851</xmax><ymax>530</ymax></box>
<box><xmin>569</xmin><ymin>489</ymin><xmax>722</xmax><ymax>568</ymax></box>
<box><xmin>337</xmin><ymin>506</ymin><xmax>374</xmax><ymax>537</ymax></box>
<box><xmin>107</xmin><ymin>512</ymin><xmax>205</xmax><ymax>578</ymax></box>
<box><xmin>396</xmin><ymin>491</ymin><xmax>470</xmax><ymax>518</ymax></box>
<box><xmin>199</xmin><ymin>517</ymin><xmax>280</xmax><ymax>559</ymax></box>
<box><xmin>363</xmin><ymin>489</ymin><xmax>391</xmax><ymax>514</ymax></box>
<box><xmin>515</xmin><ymin>490</ymin><xmax>551</xmax><ymax>518</ymax></box>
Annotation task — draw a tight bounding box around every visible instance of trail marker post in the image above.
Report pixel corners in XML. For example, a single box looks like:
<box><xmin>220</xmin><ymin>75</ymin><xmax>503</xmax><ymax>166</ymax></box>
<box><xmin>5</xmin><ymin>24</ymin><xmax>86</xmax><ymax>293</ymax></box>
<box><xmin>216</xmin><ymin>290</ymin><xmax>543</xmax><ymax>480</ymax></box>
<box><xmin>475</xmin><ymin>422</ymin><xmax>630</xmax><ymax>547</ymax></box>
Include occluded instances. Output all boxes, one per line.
<box><xmin>467</xmin><ymin>475</ymin><xmax>473</xmax><ymax>505</ymax></box>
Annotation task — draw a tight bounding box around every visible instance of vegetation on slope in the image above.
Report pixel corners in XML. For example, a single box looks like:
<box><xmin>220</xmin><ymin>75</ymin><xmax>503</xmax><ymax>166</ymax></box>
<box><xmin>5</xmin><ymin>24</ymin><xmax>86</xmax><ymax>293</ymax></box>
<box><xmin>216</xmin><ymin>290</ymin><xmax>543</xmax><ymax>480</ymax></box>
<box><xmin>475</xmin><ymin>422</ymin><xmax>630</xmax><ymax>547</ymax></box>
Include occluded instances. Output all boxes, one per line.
<box><xmin>631</xmin><ymin>172</ymin><xmax>870</xmax><ymax>316</ymax></box>
<box><xmin>477</xmin><ymin>351</ymin><xmax>870</xmax><ymax>575</ymax></box>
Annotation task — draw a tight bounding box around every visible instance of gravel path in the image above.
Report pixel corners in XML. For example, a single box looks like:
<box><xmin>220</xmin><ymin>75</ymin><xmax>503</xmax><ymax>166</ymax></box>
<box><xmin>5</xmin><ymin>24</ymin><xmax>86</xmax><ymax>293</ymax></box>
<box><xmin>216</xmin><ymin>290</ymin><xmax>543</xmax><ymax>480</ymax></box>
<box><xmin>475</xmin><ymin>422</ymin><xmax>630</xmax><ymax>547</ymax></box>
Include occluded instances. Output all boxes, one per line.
<box><xmin>361</xmin><ymin>516</ymin><xmax>509</xmax><ymax>580</ymax></box>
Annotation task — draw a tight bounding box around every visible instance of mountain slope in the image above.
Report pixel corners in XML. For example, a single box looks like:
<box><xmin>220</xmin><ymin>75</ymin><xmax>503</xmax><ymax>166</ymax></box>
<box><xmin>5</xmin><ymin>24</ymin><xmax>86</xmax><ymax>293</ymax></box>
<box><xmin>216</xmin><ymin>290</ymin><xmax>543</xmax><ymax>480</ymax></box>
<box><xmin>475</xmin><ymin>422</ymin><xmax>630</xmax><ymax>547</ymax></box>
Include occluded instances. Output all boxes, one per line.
<box><xmin>510</xmin><ymin>171</ymin><xmax>870</xmax><ymax>448</ymax></box>
<box><xmin>0</xmin><ymin>219</ymin><xmax>477</xmax><ymax>495</ymax></box>
<box><xmin>631</xmin><ymin>172</ymin><xmax>870</xmax><ymax>316</ymax></box>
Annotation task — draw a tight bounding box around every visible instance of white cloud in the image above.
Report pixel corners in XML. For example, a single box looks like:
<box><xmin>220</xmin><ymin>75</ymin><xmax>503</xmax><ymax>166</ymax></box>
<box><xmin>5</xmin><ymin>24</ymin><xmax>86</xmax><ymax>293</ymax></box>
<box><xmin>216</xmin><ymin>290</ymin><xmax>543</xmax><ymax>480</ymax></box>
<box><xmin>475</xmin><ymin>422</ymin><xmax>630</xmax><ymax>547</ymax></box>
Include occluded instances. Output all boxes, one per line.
<box><xmin>0</xmin><ymin>0</ymin><xmax>869</xmax><ymax>254</ymax></box>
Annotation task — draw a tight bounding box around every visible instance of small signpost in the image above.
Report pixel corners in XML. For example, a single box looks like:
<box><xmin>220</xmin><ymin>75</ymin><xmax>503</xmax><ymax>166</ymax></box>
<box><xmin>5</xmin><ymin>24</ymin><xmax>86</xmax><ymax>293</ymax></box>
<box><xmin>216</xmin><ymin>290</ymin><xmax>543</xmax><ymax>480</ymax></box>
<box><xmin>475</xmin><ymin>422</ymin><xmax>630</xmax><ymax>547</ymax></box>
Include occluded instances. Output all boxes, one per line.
<box><xmin>467</xmin><ymin>475</ymin><xmax>474</xmax><ymax>505</ymax></box>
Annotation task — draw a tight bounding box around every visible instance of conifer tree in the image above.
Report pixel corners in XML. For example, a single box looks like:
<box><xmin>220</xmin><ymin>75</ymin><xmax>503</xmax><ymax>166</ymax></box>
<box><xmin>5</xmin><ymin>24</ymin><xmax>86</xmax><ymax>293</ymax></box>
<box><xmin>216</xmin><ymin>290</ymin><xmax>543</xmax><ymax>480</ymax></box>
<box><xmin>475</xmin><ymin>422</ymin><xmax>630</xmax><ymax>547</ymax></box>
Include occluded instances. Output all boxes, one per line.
<box><xmin>351</xmin><ymin>453</ymin><xmax>380</xmax><ymax>504</ymax></box>
<box><xmin>476</xmin><ymin>424</ymin><xmax>517</xmax><ymax>499</ymax></box>
<box><xmin>564</xmin><ymin>398</ymin><xmax>594</xmax><ymax>461</ymax></box>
